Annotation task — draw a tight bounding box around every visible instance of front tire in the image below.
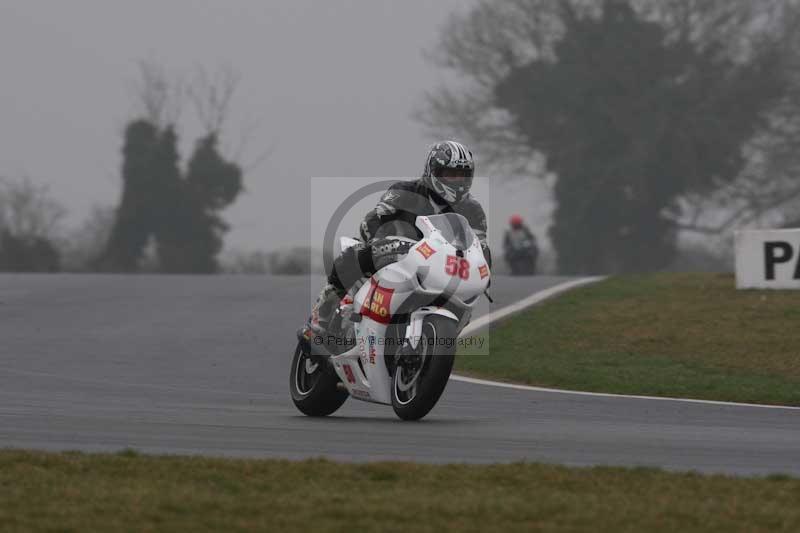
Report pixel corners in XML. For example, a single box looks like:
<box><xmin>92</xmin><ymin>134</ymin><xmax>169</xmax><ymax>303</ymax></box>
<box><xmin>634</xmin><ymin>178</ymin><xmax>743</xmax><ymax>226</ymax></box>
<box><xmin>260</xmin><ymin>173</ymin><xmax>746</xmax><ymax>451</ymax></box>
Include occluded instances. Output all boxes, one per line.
<box><xmin>289</xmin><ymin>341</ymin><xmax>348</xmax><ymax>416</ymax></box>
<box><xmin>392</xmin><ymin>315</ymin><xmax>456</xmax><ymax>421</ymax></box>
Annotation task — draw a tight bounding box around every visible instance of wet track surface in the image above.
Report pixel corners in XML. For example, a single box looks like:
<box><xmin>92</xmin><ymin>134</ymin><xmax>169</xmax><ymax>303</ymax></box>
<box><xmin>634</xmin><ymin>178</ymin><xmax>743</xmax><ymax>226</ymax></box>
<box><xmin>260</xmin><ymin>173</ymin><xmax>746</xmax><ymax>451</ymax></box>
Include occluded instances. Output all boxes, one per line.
<box><xmin>1</xmin><ymin>274</ymin><xmax>798</xmax><ymax>475</ymax></box>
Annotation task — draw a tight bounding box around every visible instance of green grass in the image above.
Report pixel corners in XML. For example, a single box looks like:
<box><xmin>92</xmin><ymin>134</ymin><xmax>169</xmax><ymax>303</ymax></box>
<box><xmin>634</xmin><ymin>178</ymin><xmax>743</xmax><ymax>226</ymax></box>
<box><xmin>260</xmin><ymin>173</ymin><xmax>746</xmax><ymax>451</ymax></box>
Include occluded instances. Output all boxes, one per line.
<box><xmin>1</xmin><ymin>449</ymin><xmax>799</xmax><ymax>532</ymax></box>
<box><xmin>458</xmin><ymin>273</ymin><xmax>800</xmax><ymax>405</ymax></box>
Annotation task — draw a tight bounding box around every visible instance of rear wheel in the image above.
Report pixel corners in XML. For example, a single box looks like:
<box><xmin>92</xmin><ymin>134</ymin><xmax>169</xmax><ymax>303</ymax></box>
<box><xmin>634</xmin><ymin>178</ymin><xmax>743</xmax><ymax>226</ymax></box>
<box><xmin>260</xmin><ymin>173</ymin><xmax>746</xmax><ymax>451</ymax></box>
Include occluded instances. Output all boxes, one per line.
<box><xmin>392</xmin><ymin>315</ymin><xmax>456</xmax><ymax>421</ymax></box>
<box><xmin>289</xmin><ymin>341</ymin><xmax>348</xmax><ymax>416</ymax></box>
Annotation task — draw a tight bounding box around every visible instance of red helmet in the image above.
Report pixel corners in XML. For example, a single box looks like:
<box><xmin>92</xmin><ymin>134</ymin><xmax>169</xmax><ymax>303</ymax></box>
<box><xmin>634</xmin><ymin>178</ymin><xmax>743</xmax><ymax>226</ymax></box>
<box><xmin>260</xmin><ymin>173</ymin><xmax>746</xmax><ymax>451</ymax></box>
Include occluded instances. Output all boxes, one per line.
<box><xmin>509</xmin><ymin>214</ymin><xmax>524</xmax><ymax>228</ymax></box>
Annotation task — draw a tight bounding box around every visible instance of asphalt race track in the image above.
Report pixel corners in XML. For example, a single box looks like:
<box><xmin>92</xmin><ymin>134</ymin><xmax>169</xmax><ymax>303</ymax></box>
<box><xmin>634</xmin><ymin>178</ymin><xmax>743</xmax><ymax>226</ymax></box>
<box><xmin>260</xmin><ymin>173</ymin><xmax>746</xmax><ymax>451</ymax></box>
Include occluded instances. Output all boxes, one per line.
<box><xmin>1</xmin><ymin>274</ymin><xmax>798</xmax><ymax>476</ymax></box>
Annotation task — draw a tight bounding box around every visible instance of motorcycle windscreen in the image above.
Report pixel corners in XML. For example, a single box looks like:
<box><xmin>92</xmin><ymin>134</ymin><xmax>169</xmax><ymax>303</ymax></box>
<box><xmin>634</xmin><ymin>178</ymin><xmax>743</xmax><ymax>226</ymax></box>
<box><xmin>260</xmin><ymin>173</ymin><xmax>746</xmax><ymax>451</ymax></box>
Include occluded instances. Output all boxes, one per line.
<box><xmin>426</xmin><ymin>213</ymin><xmax>476</xmax><ymax>251</ymax></box>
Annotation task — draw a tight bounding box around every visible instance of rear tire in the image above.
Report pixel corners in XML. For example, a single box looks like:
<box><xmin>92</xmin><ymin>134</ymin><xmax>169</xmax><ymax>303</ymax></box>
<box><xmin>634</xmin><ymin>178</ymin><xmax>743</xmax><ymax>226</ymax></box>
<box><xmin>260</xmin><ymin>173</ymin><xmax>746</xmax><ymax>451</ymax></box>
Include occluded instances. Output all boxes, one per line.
<box><xmin>289</xmin><ymin>341</ymin><xmax>348</xmax><ymax>416</ymax></box>
<box><xmin>391</xmin><ymin>315</ymin><xmax>456</xmax><ymax>421</ymax></box>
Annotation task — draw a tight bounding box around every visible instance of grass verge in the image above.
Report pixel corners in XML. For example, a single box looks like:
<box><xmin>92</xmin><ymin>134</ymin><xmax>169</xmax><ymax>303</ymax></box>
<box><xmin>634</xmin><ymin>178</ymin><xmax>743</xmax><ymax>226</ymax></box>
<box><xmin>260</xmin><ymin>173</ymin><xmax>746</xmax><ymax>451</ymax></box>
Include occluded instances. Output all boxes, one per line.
<box><xmin>458</xmin><ymin>273</ymin><xmax>800</xmax><ymax>405</ymax></box>
<box><xmin>1</xmin><ymin>449</ymin><xmax>799</xmax><ymax>532</ymax></box>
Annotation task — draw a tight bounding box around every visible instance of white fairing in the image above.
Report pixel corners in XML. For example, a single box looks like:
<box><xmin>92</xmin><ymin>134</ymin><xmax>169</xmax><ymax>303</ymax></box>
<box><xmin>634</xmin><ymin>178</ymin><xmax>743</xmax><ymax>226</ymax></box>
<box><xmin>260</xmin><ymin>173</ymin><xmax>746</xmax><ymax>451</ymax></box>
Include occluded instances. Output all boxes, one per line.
<box><xmin>328</xmin><ymin>214</ymin><xmax>490</xmax><ymax>405</ymax></box>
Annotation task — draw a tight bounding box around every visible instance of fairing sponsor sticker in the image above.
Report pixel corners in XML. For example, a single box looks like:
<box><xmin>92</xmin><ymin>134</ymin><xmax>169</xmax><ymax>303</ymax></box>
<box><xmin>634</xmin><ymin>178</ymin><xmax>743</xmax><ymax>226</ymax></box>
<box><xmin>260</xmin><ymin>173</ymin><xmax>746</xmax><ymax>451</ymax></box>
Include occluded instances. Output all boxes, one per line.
<box><xmin>360</xmin><ymin>279</ymin><xmax>394</xmax><ymax>324</ymax></box>
<box><xmin>416</xmin><ymin>242</ymin><xmax>436</xmax><ymax>260</ymax></box>
<box><xmin>368</xmin><ymin>335</ymin><xmax>377</xmax><ymax>365</ymax></box>
<box><xmin>342</xmin><ymin>364</ymin><xmax>356</xmax><ymax>384</ymax></box>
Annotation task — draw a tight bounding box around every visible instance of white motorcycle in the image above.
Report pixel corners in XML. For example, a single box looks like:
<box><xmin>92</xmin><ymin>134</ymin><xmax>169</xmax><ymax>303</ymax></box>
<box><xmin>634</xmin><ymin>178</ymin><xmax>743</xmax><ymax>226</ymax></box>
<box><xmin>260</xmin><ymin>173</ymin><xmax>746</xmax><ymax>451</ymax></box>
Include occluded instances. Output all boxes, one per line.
<box><xmin>290</xmin><ymin>213</ymin><xmax>491</xmax><ymax>420</ymax></box>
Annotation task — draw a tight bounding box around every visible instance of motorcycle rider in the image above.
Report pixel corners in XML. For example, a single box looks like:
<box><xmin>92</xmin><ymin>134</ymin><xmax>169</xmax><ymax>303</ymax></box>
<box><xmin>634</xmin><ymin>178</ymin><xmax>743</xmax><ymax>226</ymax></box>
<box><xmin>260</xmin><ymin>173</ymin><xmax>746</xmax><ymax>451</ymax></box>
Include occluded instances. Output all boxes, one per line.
<box><xmin>307</xmin><ymin>140</ymin><xmax>491</xmax><ymax>334</ymax></box>
<box><xmin>503</xmin><ymin>214</ymin><xmax>538</xmax><ymax>275</ymax></box>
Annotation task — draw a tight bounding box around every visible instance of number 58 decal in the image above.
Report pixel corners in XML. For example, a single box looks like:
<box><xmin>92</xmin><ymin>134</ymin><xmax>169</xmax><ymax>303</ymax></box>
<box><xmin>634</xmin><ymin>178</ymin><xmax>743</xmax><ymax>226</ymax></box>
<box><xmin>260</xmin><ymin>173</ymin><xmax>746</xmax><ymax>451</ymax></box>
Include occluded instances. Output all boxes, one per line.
<box><xmin>445</xmin><ymin>255</ymin><xmax>470</xmax><ymax>280</ymax></box>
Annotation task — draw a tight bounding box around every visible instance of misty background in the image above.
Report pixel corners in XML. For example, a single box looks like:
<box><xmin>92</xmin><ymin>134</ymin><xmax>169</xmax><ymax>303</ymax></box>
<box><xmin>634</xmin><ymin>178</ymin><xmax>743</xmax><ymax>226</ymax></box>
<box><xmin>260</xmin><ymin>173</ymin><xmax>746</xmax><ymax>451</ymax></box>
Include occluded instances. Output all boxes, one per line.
<box><xmin>3</xmin><ymin>0</ymin><xmax>798</xmax><ymax>275</ymax></box>
<box><xmin>0</xmin><ymin>0</ymin><xmax>548</xmax><ymax>264</ymax></box>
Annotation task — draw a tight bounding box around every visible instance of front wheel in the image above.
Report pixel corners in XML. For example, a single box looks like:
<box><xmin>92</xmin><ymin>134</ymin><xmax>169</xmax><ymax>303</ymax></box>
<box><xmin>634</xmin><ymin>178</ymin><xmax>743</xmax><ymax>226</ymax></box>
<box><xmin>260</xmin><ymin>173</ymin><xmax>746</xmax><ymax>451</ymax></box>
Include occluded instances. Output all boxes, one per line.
<box><xmin>289</xmin><ymin>341</ymin><xmax>348</xmax><ymax>416</ymax></box>
<box><xmin>392</xmin><ymin>315</ymin><xmax>456</xmax><ymax>421</ymax></box>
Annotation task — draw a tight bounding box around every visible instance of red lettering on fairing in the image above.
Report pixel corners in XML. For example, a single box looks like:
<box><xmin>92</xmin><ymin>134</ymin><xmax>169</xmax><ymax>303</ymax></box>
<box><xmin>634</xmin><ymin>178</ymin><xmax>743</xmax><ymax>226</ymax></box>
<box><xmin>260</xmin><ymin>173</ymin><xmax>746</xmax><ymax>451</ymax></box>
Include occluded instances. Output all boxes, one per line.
<box><xmin>342</xmin><ymin>364</ymin><xmax>356</xmax><ymax>384</ymax></box>
<box><xmin>360</xmin><ymin>279</ymin><xmax>394</xmax><ymax>324</ymax></box>
<box><xmin>445</xmin><ymin>255</ymin><xmax>470</xmax><ymax>280</ymax></box>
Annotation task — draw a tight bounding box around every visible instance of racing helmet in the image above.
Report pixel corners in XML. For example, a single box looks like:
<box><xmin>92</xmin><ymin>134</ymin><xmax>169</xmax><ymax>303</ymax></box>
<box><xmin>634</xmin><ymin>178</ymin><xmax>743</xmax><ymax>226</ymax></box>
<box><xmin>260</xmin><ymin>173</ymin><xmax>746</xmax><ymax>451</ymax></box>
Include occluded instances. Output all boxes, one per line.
<box><xmin>510</xmin><ymin>214</ymin><xmax>524</xmax><ymax>228</ymax></box>
<box><xmin>422</xmin><ymin>140</ymin><xmax>475</xmax><ymax>204</ymax></box>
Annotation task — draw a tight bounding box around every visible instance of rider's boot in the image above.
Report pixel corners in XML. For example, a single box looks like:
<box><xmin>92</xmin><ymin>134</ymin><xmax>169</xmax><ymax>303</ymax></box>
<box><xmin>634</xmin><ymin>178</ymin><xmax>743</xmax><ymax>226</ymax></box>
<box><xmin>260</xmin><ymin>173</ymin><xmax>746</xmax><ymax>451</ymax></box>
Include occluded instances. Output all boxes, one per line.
<box><xmin>306</xmin><ymin>283</ymin><xmax>345</xmax><ymax>336</ymax></box>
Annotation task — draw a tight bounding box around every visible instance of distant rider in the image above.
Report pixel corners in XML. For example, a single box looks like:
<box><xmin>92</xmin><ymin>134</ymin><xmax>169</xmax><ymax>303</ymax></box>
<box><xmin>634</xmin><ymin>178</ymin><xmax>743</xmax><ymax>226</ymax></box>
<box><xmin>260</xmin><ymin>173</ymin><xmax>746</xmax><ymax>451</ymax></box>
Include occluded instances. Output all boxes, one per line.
<box><xmin>307</xmin><ymin>140</ymin><xmax>491</xmax><ymax>334</ymax></box>
<box><xmin>503</xmin><ymin>214</ymin><xmax>538</xmax><ymax>276</ymax></box>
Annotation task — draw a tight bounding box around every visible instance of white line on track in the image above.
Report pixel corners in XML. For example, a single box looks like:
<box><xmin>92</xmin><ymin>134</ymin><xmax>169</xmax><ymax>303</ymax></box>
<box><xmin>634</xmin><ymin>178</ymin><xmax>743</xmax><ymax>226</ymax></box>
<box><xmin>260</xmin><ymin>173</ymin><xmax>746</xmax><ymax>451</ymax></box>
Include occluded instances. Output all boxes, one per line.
<box><xmin>453</xmin><ymin>277</ymin><xmax>800</xmax><ymax>411</ymax></box>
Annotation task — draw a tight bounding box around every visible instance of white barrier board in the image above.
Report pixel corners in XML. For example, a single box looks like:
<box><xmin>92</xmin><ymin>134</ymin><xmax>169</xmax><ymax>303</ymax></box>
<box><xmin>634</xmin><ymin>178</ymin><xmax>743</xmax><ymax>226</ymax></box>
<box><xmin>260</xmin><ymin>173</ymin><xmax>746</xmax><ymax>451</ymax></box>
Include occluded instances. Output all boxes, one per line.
<box><xmin>735</xmin><ymin>229</ymin><xmax>800</xmax><ymax>289</ymax></box>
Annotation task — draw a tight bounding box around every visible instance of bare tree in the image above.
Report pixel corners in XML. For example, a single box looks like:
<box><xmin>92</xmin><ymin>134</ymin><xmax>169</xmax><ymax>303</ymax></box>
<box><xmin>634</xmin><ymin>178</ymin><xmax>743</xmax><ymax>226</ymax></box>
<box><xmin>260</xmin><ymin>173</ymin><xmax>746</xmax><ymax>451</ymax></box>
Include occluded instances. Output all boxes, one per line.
<box><xmin>132</xmin><ymin>58</ymin><xmax>184</xmax><ymax>129</ymax></box>
<box><xmin>0</xmin><ymin>176</ymin><xmax>66</xmax><ymax>272</ymax></box>
<box><xmin>187</xmin><ymin>63</ymin><xmax>275</xmax><ymax>173</ymax></box>
<box><xmin>416</xmin><ymin>0</ymin><xmax>569</xmax><ymax>175</ymax></box>
<box><xmin>0</xmin><ymin>176</ymin><xmax>66</xmax><ymax>240</ymax></box>
<box><xmin>665</xmin><ymin>88</ymin><xmax>800</xmax><ymax>235</ymax></box>
<box><xmin>188</xmin><ymin>64</ymin><xmax>241</xmax><ymax>136</ymax></box>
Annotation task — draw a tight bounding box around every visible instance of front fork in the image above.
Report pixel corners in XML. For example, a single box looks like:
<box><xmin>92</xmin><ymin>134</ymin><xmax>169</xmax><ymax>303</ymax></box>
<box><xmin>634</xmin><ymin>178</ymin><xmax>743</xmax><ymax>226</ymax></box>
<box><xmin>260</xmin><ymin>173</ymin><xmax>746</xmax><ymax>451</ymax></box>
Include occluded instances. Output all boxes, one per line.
<box><xmin>402</xmin><ymin>307</ymin><xmax>461</xmax><ymax>351</ymax></box>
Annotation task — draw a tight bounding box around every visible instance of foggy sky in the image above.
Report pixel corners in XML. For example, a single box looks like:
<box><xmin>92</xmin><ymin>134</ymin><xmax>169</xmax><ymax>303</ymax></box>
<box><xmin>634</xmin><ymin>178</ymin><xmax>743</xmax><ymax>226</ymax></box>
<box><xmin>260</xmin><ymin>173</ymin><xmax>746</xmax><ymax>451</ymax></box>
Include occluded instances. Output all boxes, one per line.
<box><xmin>0</xmin><ymin>0</ymin><xmax>552</xmax><ymax>253</ymax></box>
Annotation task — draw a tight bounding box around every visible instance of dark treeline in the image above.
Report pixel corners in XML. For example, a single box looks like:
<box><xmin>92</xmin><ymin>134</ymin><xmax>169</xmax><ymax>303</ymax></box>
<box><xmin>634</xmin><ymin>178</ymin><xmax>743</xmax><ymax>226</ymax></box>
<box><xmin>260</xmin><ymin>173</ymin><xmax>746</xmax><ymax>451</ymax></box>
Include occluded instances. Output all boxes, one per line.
<box><xmin>0</xmin><ymin>231</ymin><xmax>60</xmax><ymax>273</ymax></box>
<box><xmin>0</xmin><ymin>176</ymin><xmax>65</xmax><ymax>273</ymax></box>
<box><xmin>98</xmin><ymin>122</ymin><xmax>242</xmax><ymax>273</ymax></box>
<box><xmin>0</xmin><ymin>63</ymin><xmax>245</xmax><ymax>274</ymax></box>
<box><xmin>421</xmin><ymin>0</ymin><xmax>800</xmax><ymax>274</ymax></box>
<box><xmin>98</xmin><ymin>63</ymin><xmax>244</xmax><ymax>274</ymax></box>
<box><xmin>6</xmin><ymin>2</ymin><xmax>799</xmax><ymax>275</ymax></box>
